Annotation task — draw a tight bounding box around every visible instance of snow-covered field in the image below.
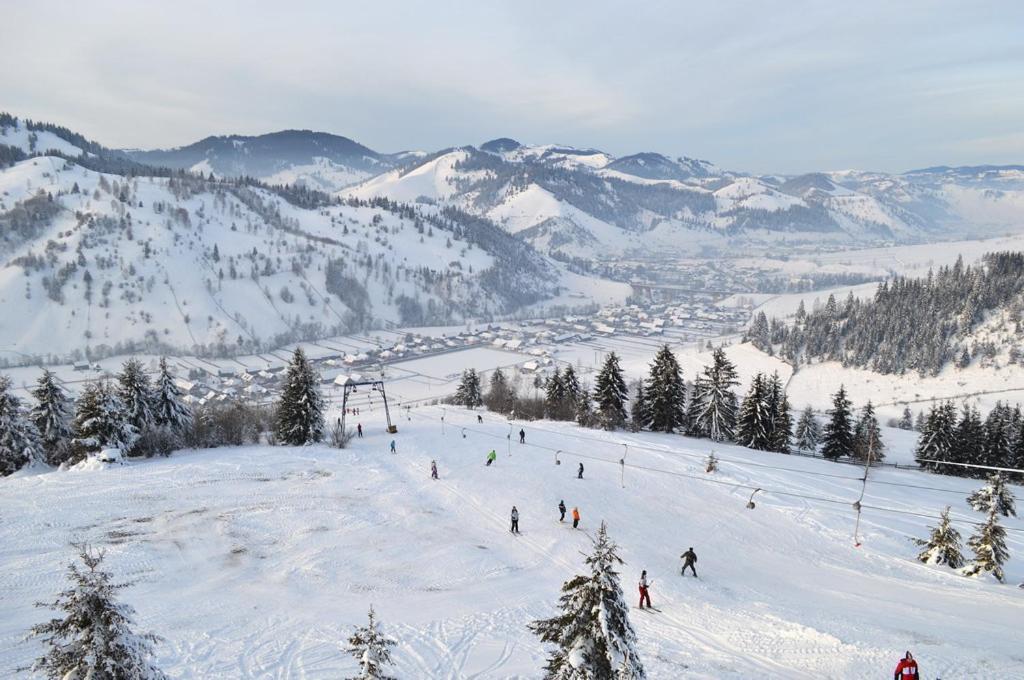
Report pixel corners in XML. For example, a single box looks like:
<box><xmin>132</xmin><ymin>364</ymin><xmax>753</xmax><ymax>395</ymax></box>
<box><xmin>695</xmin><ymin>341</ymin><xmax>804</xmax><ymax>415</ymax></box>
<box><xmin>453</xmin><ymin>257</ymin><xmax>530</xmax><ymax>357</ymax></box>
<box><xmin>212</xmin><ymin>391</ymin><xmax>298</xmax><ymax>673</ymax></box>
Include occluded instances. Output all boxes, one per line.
<box><xmin>2</xmin><ymin>405</ymin><xmax>1021</xmax><ymax>678</ymax></box>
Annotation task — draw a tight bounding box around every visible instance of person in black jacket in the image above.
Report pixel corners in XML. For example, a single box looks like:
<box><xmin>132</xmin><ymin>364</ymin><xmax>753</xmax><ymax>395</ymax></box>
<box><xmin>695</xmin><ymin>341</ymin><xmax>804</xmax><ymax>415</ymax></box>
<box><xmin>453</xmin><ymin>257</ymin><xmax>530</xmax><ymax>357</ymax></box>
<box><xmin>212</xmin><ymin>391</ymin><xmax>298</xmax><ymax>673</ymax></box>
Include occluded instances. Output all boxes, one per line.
<box><xmin>577</xmin><ymin>462</ymin><xmax>584</xmax><ymax>479</ymax></box>
<box><xmin>680</xmin><ymin>547</ymin><xmax>697</xmax><ymax>577</ymax></box>
<box><xmin>558</xmin><ymin>500</ymin><xmax>566</xmax><ymax>522</ymax></box>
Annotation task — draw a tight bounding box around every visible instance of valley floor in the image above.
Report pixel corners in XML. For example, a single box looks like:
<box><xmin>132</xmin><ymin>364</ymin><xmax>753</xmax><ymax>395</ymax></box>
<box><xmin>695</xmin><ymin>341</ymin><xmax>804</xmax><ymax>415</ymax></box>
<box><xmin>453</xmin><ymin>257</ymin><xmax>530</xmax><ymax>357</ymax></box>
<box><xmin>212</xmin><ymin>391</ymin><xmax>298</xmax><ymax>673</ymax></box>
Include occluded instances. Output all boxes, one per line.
<box><xmin>2</xmin><ymin>406</ymin><xmax>1022</xmax><ymax>678</ymax></box>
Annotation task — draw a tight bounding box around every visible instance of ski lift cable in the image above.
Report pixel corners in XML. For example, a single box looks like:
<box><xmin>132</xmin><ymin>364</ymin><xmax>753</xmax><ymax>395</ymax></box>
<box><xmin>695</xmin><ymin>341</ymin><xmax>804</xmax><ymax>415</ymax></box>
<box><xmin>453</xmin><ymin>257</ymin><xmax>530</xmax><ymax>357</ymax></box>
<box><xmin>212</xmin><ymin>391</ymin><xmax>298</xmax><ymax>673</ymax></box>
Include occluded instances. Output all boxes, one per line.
<box><xmin>915</xmin><ymin>458</ymin><xmax>1024</xmax><ymax>475</ymax></box>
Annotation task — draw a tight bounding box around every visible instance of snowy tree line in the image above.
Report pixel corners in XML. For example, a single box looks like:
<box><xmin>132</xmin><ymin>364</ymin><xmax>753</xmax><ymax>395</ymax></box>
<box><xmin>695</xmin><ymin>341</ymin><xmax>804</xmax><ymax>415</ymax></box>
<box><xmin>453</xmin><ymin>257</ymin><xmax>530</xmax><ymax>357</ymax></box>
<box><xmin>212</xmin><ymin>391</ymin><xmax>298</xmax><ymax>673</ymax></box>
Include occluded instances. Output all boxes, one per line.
<box><xmin>914</xmin><ymin>400</ymin><xmax>1024</xmax><ymax>479</ymax></box>
<box><xmin>754</xmin><ymin>252</ymin><xmax>1024</xmax><ymax>376</ymax></box>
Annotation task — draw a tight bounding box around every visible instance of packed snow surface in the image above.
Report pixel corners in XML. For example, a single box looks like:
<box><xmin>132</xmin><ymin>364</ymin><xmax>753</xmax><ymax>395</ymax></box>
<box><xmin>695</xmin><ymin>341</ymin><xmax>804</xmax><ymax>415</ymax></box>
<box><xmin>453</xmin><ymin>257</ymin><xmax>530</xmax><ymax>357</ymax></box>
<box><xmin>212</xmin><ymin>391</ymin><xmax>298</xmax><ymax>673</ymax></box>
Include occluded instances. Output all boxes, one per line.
<box><xmin>2</xmin><ymin>405</ymin><xmax>1021</xmax><ymax>678</ymax></box>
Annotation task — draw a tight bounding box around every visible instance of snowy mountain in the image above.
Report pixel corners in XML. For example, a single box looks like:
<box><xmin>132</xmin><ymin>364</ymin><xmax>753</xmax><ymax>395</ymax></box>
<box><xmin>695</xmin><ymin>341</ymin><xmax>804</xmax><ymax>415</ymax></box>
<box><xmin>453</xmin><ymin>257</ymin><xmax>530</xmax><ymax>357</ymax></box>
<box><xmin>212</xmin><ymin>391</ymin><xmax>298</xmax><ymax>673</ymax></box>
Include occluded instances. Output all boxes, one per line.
<box><xmin>0</xmin><ymin>116</ymin><xmax>625</xmax><ymax>364</ymax></box>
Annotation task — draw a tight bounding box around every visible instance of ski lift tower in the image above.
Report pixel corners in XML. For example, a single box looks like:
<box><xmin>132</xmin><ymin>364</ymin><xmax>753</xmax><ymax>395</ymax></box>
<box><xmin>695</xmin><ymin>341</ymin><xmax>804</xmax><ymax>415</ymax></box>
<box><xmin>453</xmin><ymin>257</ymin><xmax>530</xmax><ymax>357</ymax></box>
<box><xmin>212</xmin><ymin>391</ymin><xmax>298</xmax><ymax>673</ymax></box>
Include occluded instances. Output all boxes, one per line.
<box><xmin>340</xmin><ymin>376</ymin><xmax>397</xmax><ymax>435</ymax></box>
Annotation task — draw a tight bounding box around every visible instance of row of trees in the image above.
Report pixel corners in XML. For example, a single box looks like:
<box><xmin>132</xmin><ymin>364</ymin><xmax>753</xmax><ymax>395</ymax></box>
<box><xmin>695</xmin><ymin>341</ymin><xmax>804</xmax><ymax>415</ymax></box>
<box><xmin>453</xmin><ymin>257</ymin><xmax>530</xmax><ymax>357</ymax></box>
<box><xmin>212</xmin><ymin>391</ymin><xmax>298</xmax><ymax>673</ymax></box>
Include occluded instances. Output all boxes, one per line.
<box><xmin>915</xmin><ymin>400</ymin><xmax>1024</xmax><ymax>478</ymax></box>
<box><xmin>454</xmin><ymin>346</ymin><xmax>886</xmax><ymax>465</ymax></box>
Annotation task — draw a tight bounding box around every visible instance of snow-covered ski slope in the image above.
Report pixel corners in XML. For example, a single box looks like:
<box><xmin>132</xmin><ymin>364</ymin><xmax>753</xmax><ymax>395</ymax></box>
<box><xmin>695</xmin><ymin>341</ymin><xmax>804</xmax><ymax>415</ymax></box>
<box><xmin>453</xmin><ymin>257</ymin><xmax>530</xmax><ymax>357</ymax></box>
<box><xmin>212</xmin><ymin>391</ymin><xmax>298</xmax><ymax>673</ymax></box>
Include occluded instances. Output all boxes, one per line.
<box><xmin>2</xmin><ymin>406</ymin><xmax>1022</xmax><ymax>678</ymax></box>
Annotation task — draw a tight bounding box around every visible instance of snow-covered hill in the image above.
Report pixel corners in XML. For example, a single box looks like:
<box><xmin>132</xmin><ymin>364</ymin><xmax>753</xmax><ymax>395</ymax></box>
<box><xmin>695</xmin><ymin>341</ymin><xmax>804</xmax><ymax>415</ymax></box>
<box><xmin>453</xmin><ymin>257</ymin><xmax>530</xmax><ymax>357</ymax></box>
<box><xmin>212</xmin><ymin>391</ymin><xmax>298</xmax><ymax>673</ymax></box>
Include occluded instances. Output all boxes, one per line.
<box><xmin>1</xmin><ymin>407</ymin><xmax>1020</xmax><ymax>677</ymax></box>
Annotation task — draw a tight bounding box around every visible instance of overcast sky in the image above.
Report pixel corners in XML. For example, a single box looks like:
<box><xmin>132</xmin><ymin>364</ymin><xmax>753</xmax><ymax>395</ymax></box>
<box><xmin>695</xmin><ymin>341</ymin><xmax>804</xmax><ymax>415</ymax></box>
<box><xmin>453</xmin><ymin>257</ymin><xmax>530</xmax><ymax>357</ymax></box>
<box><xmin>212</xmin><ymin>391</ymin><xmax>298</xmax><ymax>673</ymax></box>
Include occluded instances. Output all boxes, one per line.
<box><xmin>3</xmin><ymin>1</ymin><xmax>1022</xmax><ymax>174</ymax></box>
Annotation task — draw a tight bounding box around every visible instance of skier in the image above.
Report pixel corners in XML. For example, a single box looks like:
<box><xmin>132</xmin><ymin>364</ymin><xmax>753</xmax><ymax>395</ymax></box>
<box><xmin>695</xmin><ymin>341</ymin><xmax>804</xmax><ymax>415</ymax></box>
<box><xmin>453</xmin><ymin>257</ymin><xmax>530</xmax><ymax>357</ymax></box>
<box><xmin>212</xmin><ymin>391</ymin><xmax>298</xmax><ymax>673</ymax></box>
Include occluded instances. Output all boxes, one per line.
<box><xmin>485</xmin><ymin>449</ymin><xmax>497</xmax><ymax>466</ymax></box>
<box><xmin>477</xmin><ymin>414</ymin><xmax>483</xmax><ymax>424</ymax></box>
<box><xmin>680</xmin><ymin>547</ymin><xmax>698</xmax><ymax>577</ymax></box>
<box><xmin>572</xmin><ymin>506</ymin><xmax>580</xmax><ymax>529</ymax></box>
<box><xmin>431</xmin><ymin>460</ymin><xmax>438</xmax><ymax>480</ymax></box>
<box><xmin>638</xmin><ymin>570</ymin><xmax>652</xmax><ymax>609</ymax></box>
<box><xmin>357</xmin><ymin>423</ymin><xmax>363</xmax><ymax>438</ymax></box>
<box><xmin>577</xmin><ymin>462</ymin><xmax>584</xmax><ymax>479</ymax></box>
<box><xmin>389</xmin><ymin>439</ymin><xmax>396</xmax><ymax>454</ymax></box>
<box><xmin>558</xmin><ymin>500</ymin><xmax>566</xmax><ymax>522</ymax></box>
<box><xmin>510</xmin><ymin>506</ymin><xmax>520</xmax><ymax>534</ymax></box>
<box><xmin>893</xmin><ymin>651</ymin><xmax>920</xmax><ymax>679</ymax></box>
<box><xmin>519</xmin><ymin>428</ymin><xmax>525</xmax><ymax>444</ymax></box>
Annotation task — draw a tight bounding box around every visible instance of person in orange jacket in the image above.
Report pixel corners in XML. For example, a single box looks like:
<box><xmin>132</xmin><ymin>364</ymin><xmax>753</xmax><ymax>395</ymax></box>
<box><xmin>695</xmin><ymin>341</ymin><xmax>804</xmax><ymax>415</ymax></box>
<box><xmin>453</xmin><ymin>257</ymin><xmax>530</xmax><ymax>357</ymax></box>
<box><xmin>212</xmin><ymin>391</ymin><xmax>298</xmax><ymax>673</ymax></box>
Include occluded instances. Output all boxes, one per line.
<box><xmin>571</xmin><ymin>506</ymin><xmax>580</xmax><ymax>529</ymax></box>
<box><xmin>893</xmin><ymin>651</ymin><xmax>919</xmax><ymax>679</ymax></box>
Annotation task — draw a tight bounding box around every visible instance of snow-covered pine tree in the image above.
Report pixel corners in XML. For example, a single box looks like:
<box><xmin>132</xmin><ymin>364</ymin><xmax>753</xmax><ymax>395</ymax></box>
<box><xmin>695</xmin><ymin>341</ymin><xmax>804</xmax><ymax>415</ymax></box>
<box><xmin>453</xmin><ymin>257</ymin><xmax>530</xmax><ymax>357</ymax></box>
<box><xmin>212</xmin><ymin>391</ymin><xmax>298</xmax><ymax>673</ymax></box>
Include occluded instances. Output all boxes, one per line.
<box><xmin>575</xmin><ymin>387</ymin><xmax>595</xmax><ymax>429</ymax></box>
<box><xmin>962</xmin><ymin>506</ymin><xmax>1009</xmax><ymax>582</ymax></box>
<box><xmin>0</xmin><ymin>375</ymin><xmax>44</xmax><ymax>476</ymax></box>
<box><xmin>898</xmin><ymin>406</ymin><xmax>914</xmax><ymax>430</ymax></box>
<box><xmin>735</xmin><ymin>373</ymin><xmax>771</xmax><ymax>450</ymax></box>
<box><xmin>593</xmin><ymin>353</ymin><xmax>628</xmax><ymax>430</ymax></box>
<box><xmin>821</xmin><ymin>385</ymin><xmax>855</xmax><ymax>461</ymax></box>
<box><xmin>629</xmin><ymin>382</ymin><xmax>649</xmax><ymax>432</ymax></box>
<box><xmin>274</xmin><ymin>348</ymin><xmax>325</xmax><ymax>445</ymax></box>
<box><xmin>793</xmin><ymin>405</ymin><xmax>821</xmax><ymax>453</ymax></box>
<box><xmin>691</xmin><ymin>348</ymin><xmax>739</xmax><ymax>442</ymax></box>
<box><xmin>982</xmin><ymin>402</ymin><xmax>1014</xmax><ymax>469</ymax></box>
<box><xmin>152</xmin><ymin>357</ymin><xmax>193</xmax><ymax>435</ymax></box>
<box><xmin>685</xmin><ymin>374</ymin><xmax>708</xmax><ymax>438</ymax></box>
<box><xmin>117</xmin><ymin>358</ymin><xmax>155</xmax><ymax>434</ymax></box>
<box><xmin>645</xmin><ymin>345</ymin><xmax>686</xmax><ymax>433</ymax></box>
<box><xmin>30</xmin><ymin>369</ymin><xmax>73</xmax><ymax>466</ymax></box>
<box><xmin>485</xmin><ymin>368</ymin><xmax>515</xmax><ymax>415</ymax></box>
<box><xmin>915</xmin><ymin>506</ymin><xmax>964</xmax><ymax>568</ymax></box>
<box><xmin>530</xmin><ymin>522</ymin><xmax>646</xmax><ymax>679</ymax></box>
<box><xmin>765</xmin><ymin>372</ymin><xmax>791</xmax><ymax>453</ymax></box>
<box><xmin>852</xmin><ymin>401</ymin><xmax>885</xmax><ymax>463</ymax></box>
<box><xmin>454</xmin><ymin>368</ymin><xmax>484</xmax><ymax>409</ymax></box>
<box><xmin>914</xmin><ymin>402</ymin><xmax>957</xmax><ymax>472</ymax></box>
<box><xmin>545</xmin><ymin>370</ymin><xmax>568</xmax><ymax>420</ymax></box>
<box><xmin>562</xmin><ymin>365</ymin><xmax>582</xmax><ymax>407</ymax></box>
<box><xmin>951</xmin><ymin>403</ymin><xmax>984</xmax><ymax>469</ymax></box>
<box><xmin>966</xmin><ymin>474</ymin><xmax>1017</xmax><ymax>517</ymax></box>
<box><xmin>345</xmin><ymin>605</ymin><xmax>396</xmax><ymax>680</ymax></box>
<box><xmin>72</xmin><ymin>379</ymin><xmax>136</xmax><ymax>456</ymax></box>
<box><xmin>29</xmin><ymin>545</ymin><xmax>167</xmax><ymax>679</ymax></box>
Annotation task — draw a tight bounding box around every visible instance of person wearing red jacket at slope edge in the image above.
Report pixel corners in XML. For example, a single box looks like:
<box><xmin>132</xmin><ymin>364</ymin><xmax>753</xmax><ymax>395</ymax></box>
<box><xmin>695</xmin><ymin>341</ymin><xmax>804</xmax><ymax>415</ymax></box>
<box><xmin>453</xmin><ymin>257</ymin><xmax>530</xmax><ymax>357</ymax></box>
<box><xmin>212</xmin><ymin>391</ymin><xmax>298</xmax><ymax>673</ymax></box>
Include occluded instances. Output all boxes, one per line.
<box><xmin>893</xmin><ymin>651</ymin><xmax>919</xmax><ymax>679</ymax></box>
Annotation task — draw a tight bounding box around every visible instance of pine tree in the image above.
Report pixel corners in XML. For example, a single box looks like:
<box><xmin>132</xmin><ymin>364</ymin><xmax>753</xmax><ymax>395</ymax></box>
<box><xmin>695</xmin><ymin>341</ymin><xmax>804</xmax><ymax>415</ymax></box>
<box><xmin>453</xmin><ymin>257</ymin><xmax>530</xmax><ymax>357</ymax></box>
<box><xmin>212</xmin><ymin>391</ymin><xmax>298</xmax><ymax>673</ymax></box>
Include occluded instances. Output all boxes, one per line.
<box><xmin>692</xmin><ymin>348</ymin><xmax>739</xmax><ymax>442</ymax></box>
<box><xmin>30</xmin><ymin>369</ymin><xmax>73</xmax><ymax>466</ymax></box>
<box><xmin>72</xmin><ymin>379</ymin><xmax>136</xmax><ymax>456</ymax></box>
<box><xmin>735</xmin><ymin>373</ymin><xmax>771</xmax><ymax>450</ymax></box>
<box><xmin>454</xmin><ymin>368</ymin><xmax>484</xmax><ymax>409</ymax></box>
<box><xmin>152</xmin><ymin>357</ymin><xmax>193</xmax><ymax>434</ymax></box>
<box><xmin>915</xmin><ymin>506</ymin><xmax>964</xmax><ymax>568</ymax></box>
<box><xmin>645</xmin><ymin>345</ymin><xmax>686</xmax><ymax>434</ymax></box>
<box><xmin>685</xmin><ymin>374</ymin><xmax>708</xmax><ymax>438</ymax></box>
<box><xmin>821</xmin><ymin>385</ymin><xmax>854</xmax><ymax>461</ymax></box>
<box><xmin>562</xmin><ymin>365</ymin><xmax>582</xmax><ymax>408</ymax></box>
<box><xmin>117</xmin><ymin>358</ymin><xmax>154</xmax><ymax>434</ymax></box>
<box><xmin>545</xmin><ymin>370</ymin><xmax>567</xmax><ymax>420</ymax></box>
<box><xmin>951</xmin><ymin>403</ymin><xmax>984</xmax><ymax>469</ymax></box>
<box><xmin>593</xmin><ymin>353</ymin><xmax>628</xmax><ymax>430</ymax></box>
<box><xmin>765</xmin><ymin>372</ymin><xmax>791</xmax><ymax>453</ymax></box>
<box><xmin>793</xmin><ymin>406</ymin><xmax>821</xmax><ymax>453</ymax></box>
<box><xmin>29</xmin><ymin>545</ymin><xmax>167</xmax><ymax>679</ymax></box>
<box><xmin>629</xmin><ymin>382</ymin><xmax>649</xmax><ymax>432</ymax></box>
<box><xmin>575</xmin><ymin>388</ymin><xmax>595</xmax><ymax>429</ymax></box>
<box><xmin>962</xmin><ymin>507</ymin><xmax>1009</xmax><ymax>582</ymax></box>
<box><xmin>852</xmin><ymin>401</ymin><xmax>885</xmax><ymax>462</ymax></box>
<box><xmin>485</xmin><ymin>368</ymin><xmax>515</xmax><ymax>415</ymax></box>
<box><xmin>898</xmin><ymin>406</ymin><xmax>914</xmax><ymax>430</ymax></box>
<box><xmin>530</xmin><ymin>522</ymin><xmax>646</xmax><ymax>679</ymax></box>
<box><xmin>982</xmin><ymin>403</ymin><xmax>1013</xmax><ymax>469</ymax></box>
<box><xmin>966</xmin><ymin>474</ymin><xmax>1017</xmax><ymax>518</ymax></box>
<box><xmin>345</xmin><ymin>606</ymin><xmax>396</xmax><ymax>680</ymax></box>
<box><xmin>0</xmin><ymin>375</ymin><xmax>44</xmax><ymax>476</ymax></box>
<box><xmin>274</xmin><ymin>348</ymin><xmax>325</xmax><ymax>445</ymax></box>
<box><xmin>915</xmin><ymin>402</ymin><xmax>957</xmax><ymax>472</ymax></box>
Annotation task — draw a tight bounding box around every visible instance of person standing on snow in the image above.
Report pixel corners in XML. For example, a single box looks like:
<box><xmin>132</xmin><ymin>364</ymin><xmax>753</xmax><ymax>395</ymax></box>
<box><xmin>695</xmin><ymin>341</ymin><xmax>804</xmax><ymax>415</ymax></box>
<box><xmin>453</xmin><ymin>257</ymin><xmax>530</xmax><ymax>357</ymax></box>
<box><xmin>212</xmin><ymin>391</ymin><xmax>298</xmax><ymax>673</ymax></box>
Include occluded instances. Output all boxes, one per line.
<box><xmin>680</xmin><ymin>547</ymin><xmax>698</xmax><ymax>577</ymax></box>
<box><xmin>893</xmin><ymin>652</ymin><xmax>919</xmax><ymax>679</ymax></box>
<box><xmin>477</xmin><ymin>414</ymin><xmax>483</xmax><ymax>424</ymax></box>
<box><xmin>356</xmin><ymin>423</ymin><xmax>363</xmax><ymax>438</ymax></box>
<box><xmin>577</xmin><ymin>462</ymin><xmax>584</xmax><ymax>479</ymax></box>
<box><xmin>510</xmin><ymin>506</ymin><xmax>520</xmax><ymax>534</ymax></box>
<box><xmin>638</xmin><ymin>570</ymin><xmax>652</xmax><ymax>609</ymax></box>
<box><xmin>519</xmin><ymin>428</ymin><xmax>525</xmax><ymax>444</ymax></box>
<box><xmin>430</xmin><ymin>460</ymin><xmax>438</xmax><ymax>480</ymax></box>
<box><xmin>486</xmin><ymin>450</ymin><xmax>497</xmax><ymax>466</ymax></box>
<box><xmin>572</xmin><ymin>507</ymin><xmax>580</xmax><ymax>529</ymax></box>
<box><xmin>390</xmin><ymin>439</ymin><xmax>396</xmax><ymax>454</ymax></box>
<box><xmin>558</xmin><ymin>500</ymin><xmax>566</xmax><ymax>522</ymax></box>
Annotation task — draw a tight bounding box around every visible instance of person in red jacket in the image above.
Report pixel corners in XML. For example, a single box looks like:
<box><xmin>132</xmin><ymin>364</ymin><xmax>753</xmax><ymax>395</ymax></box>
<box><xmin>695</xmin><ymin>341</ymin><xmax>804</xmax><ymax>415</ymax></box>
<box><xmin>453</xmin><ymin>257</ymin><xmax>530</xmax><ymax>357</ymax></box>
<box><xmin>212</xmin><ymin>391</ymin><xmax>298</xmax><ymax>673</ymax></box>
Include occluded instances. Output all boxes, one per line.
<box><xmin>893</xmin><ymin>651</ymin><xmax>919</xmax><ymax>679</ymax></box>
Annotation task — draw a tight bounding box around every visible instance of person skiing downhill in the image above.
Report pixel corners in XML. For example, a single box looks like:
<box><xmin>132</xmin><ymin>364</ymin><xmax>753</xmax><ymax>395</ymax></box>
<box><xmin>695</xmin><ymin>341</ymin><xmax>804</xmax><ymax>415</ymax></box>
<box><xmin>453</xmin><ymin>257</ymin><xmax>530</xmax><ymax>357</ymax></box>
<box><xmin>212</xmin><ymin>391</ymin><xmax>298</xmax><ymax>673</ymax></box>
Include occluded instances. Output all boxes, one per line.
<box><xmin>558</xmin><ymin>500</ymin><xmax>566</xmax><ymax>522</ymax></box>
<box><xmin>577</xmin><ymin>462</ymin><xmax>584</xmax><ymax>479</ymax></box>
<box><xmin>893</xmin><ymin>651</ymin><xmax>919</xmax><ymax>679</ymax></box>
<box><xmin>389</xmin><ymin>439</ymin><xmax>396</xmax><ymax>454</ymax></box>
<box><xmin>680</xmin><ymin>547</ymin><xmax>697</xmax><ymax>577</ymax></box>
<box><xmin>356</xmin><ymin>423</ymin><xmax>363</xmax><ymax>438</ymax></box>
<box><xmin>572</xmin><ymin>507</ymin><xmax>580</xmax><ymax>529</ymax></box>
<box><xmin>510</xmin><ymin>506</ymin><xmax>520</xmax><ymax>534</ymax></box>
<box><xmin>519</xmin><ymin>428</ymin><xmax>525</xmax><ymax>444</ymax></box>
<box><xmin>485</xmin><ymin>450</ymin><xmax>497</xmax><ymax>466</ymax></box>
<box><xmin>477</xmin><ymin>414</ymin><xmax>483</xmax><ymax>424</ymax></box>
<box><xmin>638</xmin><ymin>570</ymin><xmax>652</xmax><ymax>609</ymax></box>
<box><xmin>430</xmin><ymin>460</ymin><xmax>438</xmax><ymax>480</ymax></box>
